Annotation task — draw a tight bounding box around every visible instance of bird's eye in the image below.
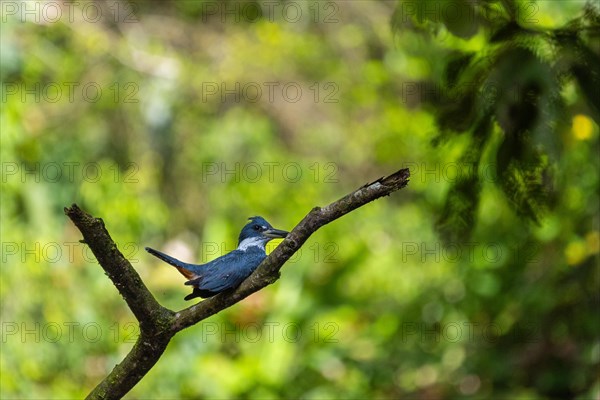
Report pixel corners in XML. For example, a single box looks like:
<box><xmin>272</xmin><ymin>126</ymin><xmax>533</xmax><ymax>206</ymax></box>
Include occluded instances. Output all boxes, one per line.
<box><xmin>253</xmin><ymin>225</ymin><xmax>261</xmax><ymax>231</ymax></box>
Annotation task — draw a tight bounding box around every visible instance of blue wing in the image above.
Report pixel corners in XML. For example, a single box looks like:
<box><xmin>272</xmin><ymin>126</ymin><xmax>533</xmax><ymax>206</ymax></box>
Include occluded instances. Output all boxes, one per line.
<box><xmin>147</xmin><ymin>246</ymin><xmax>267</xmax><ymax>300</ymax></box>
<box><xmin>185</xmin><ymin>248</ymin><xmax>266</xmax><ymax>294</ymax></box>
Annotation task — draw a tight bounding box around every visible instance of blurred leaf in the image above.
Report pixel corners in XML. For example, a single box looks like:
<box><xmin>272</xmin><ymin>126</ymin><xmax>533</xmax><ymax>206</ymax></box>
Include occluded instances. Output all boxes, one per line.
<box><xmin>489</xmin><ymin>21</ymin><xmax>523</xmax><ymax>43</ymax></box>
<box><xmin>444</xmin><ymin>52</ymin><xmax>474</xmax><ymax>87</ymax></box>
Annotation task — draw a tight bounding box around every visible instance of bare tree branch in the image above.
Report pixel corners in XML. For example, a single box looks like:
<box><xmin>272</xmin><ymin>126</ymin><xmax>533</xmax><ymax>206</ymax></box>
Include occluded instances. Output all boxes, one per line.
<box><xmin>65</xmin><ymin>168</ymin><xmax>409</xmax><ymax>399</ymax></box>
<box><xmin>64</xmin><ymin>205</ymin><xmax>174</xmax><ymax>331</ymax></box>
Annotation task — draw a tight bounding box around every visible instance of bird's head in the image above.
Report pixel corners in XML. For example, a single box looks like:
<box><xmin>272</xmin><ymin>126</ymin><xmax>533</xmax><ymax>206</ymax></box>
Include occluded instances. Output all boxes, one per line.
<box><xmin>237</xmin><ymin>216</ymin><xmax>289</xmax><ymax>250</ymax></box>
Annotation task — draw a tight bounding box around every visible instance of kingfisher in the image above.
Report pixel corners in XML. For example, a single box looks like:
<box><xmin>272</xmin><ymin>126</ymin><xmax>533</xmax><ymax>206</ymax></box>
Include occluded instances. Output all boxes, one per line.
<box><xmin>145</xmin><ymin>216</ymin><xmax>289</xmax><ymax>300</ymax></box>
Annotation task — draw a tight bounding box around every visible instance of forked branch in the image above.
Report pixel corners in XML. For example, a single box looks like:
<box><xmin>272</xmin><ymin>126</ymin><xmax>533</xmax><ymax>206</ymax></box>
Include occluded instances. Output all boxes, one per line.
<box><xmin>65</xmin><ymin>168</ymin><xmax>410</xmax><ymax>399</ymax></box>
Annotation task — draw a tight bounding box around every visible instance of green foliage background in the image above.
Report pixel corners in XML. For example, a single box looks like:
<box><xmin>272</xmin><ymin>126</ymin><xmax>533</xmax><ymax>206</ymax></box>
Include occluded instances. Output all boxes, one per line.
<box><xmin>1</xmin><ymin>1</ymin><xmax>598</xmax><ymax>398</ymax></box>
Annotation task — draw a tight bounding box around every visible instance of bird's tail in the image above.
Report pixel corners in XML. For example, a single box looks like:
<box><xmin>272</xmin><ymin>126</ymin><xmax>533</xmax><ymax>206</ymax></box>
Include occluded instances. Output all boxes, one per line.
<box><xmin>145</xmin><ymin>247</ymin><xmax>197</xmax><ymax>279</ymax></box>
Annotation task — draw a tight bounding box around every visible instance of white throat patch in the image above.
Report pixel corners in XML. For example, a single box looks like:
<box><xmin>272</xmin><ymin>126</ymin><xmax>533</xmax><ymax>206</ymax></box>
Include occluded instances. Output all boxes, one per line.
<box><xmin>237</xmin><ymin>237</ymin><xmax>266</xmax><ymax>251</ymax></box>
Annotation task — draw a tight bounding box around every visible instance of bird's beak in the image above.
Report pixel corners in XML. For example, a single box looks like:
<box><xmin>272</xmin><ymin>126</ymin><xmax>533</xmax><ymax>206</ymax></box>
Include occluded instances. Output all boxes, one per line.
<box><xmin>263</xmin><ymin>228</ymin><xmax>289</xmax><ymax>239</ymax></box>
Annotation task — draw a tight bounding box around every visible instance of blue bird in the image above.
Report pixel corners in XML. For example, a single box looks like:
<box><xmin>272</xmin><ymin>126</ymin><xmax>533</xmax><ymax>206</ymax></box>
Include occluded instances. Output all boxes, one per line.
<box><xmin>145</xmin><ymin>216</ymin><xmax>288</xmax><ymax>300</ymax></box>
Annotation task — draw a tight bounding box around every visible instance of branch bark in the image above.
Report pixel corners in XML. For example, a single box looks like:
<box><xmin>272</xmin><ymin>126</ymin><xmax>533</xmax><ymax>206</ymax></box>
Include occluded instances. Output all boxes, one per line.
<box><xmin>66</xmin><ymin>168</ymin><xmax>409</xmax><ymax>399</ymax></box>
<box><xmin>64</xmin><ymin>205</ymin><xmax>174</xmax><ymax>331</ymax></box>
